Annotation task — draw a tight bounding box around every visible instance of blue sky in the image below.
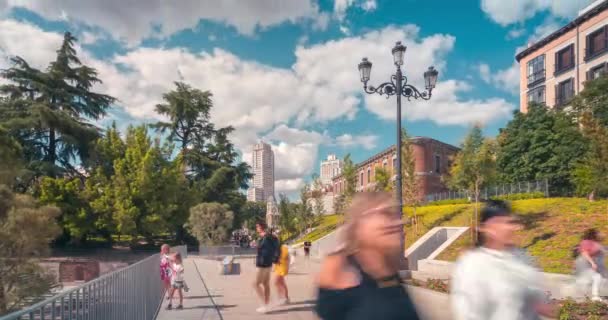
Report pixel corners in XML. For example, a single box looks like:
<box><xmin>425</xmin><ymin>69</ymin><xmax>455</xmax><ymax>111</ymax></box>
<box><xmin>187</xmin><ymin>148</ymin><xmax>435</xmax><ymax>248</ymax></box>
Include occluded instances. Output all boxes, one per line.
<box><xmin>0</xmin><ymin>0</ymin><xmax>595</xmax><ymax>194</ymax></box>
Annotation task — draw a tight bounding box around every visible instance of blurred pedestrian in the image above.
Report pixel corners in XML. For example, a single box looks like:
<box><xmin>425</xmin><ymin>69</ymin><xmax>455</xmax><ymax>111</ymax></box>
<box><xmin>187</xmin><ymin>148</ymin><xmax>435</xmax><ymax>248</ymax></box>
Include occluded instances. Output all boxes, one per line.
<box><xmin>253</xmin><ymin>221</ymin><xmax>278</xmax><ymax>313</ymax></box>
<box><xmin>160</xmin><ymin>244</ymin><xmax>172</xmax><ymax>300</ymax></box>
<box><xmin>274</xmin><ymin>240</ymin><xmax>291</xmax><ymax>305</ymax></box>
<box><xmin>166</xmin><ymin>252</ymin><xmax>185</xmax><ymax>310</ymax></box>
<box><xmin>574</xmin><ymin>228</ymin><xmax>606</xmax><ymax>301</ymax></box>
<box><xmin>315</xmin><ymin>192</ymin><xmax>420</xmax><ymax>320</ymax></box>
<box><xmin>451</xmin><ymin>200</ymin><xmax>557</xmax><ymax>320</ymax></box>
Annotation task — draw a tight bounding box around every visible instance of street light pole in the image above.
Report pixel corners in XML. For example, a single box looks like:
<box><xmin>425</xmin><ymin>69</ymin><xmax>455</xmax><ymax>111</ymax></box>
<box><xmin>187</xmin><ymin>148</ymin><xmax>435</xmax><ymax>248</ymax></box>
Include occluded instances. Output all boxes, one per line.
<box><xmin>358</xmin><ymin>41</ymin><xmax>439</xmax><ymax>265</ymax></box>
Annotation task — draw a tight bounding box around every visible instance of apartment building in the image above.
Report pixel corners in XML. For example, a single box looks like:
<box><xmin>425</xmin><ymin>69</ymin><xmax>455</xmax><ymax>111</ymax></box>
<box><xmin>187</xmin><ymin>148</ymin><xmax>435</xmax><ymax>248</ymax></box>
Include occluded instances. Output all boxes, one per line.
<box><xmin>331</xmin><ymin>137</ymin><xmax>459</xmax><ymax>201</ymax></box>
<box><xmin>517</xmin><ymin>0</ymin><xmax>608</xmax><ymax>112</ymax></box>
<box><xmin>246</xmin><ymin>141</ymin><xmax>275</xmax><ymax>202</ymax></box>
<box><xmin>319</xmin><ymin>154</ymin><xmax>343</xmax><ymax>185</ymax></box>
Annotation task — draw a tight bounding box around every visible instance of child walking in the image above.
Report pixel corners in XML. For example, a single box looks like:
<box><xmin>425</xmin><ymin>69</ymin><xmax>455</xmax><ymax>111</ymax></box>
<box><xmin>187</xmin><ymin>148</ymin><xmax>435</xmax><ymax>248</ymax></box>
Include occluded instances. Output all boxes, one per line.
<box><xmin>166</xmin><ymin>252</ymin><xmax>185</xmax><ymax>310</ymax></box>
<box><xmin>159</xmin><ymin>244</ymin><xmax>171</xmax><ymax>300</ymax></box>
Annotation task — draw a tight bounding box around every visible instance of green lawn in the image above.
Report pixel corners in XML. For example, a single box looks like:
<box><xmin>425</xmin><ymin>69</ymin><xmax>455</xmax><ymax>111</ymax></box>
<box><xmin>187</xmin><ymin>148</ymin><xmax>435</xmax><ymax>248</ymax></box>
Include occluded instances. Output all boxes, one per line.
<box><xmin>405</xmin><ymin>198</ymin><xmax>608</xmax><ymax>274</ymax></box>
<box><xmin>292</xmin><ymin>214</ymin><xmax>344</xmax><ymax>244</ymax></box>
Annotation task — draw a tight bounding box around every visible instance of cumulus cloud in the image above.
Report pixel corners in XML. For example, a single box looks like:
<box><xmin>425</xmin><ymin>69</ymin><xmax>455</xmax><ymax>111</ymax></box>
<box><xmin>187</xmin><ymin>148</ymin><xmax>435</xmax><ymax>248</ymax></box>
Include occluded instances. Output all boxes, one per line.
<box><xmin>0</xmin><ymin>19</ymin><xmax>515</xmax><ymax>193</ymax></box>
<box><xmin>477</xmin><ymin>62</ymin><xmax>520</xmax><ymax>95</ymax></box>
<box><xmin>0</xmin><ymin>0</ymin><xmax>327</xmax><ymax>45</ymax></box>
<box><xmin>334</xmin><ymin>0</ymin><xmax>377</xmax><ymax>20</ymax></box>
<box><xmin>481</xmin><ymin>0</ymin><xmax>594</xmax><ymax>26</ymax></box>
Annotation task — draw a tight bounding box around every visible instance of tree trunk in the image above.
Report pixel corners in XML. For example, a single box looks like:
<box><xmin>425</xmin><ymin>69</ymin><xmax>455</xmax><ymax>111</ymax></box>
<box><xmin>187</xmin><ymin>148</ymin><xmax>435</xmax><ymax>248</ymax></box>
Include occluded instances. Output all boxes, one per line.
<box><xmin>48</xmin><ymin>127</ymin><xmax>56</xmax><ymax>168</ymax></box>
<box><xmin>0</xmin><ymin>274</ymin><xmax>6</xmax><ymax>315</ymax></box>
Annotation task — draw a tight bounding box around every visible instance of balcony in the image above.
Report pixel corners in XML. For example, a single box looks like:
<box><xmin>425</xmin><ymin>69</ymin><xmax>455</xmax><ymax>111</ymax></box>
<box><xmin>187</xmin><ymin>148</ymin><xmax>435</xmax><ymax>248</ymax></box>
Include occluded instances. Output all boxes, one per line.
<box><xmin>527</xmin><ymin>69</ymin><xmax>546</xmax><ymax>88</ymax></box>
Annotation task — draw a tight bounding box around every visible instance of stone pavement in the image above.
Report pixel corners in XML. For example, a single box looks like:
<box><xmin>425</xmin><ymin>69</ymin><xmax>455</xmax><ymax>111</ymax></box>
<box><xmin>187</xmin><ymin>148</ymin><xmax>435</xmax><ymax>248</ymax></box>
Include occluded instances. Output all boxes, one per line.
<box><xmin>156</xmin><ymin>256</ymin><xmax>452</xmax><ymax>320</ymax></box>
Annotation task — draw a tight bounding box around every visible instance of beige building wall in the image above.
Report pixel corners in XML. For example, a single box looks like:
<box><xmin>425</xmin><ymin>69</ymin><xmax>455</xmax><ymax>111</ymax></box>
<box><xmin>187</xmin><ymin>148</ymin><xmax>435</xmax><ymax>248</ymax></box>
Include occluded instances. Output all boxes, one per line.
<box><xmin>518</xmin><ymin>6</ymin><xmax>608</xmax><ymax>112</ymax></box>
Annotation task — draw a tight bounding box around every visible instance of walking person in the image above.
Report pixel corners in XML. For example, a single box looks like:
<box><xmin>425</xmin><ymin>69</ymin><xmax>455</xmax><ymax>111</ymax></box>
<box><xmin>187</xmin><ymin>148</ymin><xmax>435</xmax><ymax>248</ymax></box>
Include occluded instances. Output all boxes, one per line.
<box><xmin>274</xmin><ymin>241</ymin><xmax>291</xmax><ymax>306</ymax></box>
<box><xmin>315</xmin><ymin>192</ymin><xmax>421</xmax><ymax>320</ymax></box>
<box><xmin>575</xmin><ymin>228</ymin><xmax>606</xmax><ymax>301</ymax></box>
<box><xmin>166</xmin><ymin>252</ymin><xmax>185</xmax><ymax>310</ymax></box>
<box><xmin>159</xmin><ymin>244</ymin><xmax>172</xmax><ymax>300</ymax></box>
<box><xmin>451</xmin><ymin>200</ymin><xmax>557</xmax><ymax>320</ymax></box>
<box><xmin>253</xmin><ymin>221</ymin><xmax>278</xmax><ymax>313</ymax></box>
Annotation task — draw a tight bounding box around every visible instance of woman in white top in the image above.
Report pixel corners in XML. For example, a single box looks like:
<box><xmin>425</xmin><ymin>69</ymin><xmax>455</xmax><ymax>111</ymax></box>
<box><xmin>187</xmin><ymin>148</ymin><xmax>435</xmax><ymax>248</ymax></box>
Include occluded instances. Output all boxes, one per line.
<box><xmin>451</xmin><ymin>200</ymin><xmax>557</xmax><ymax>320</ymax></box>
<box><xmin>166</xmin><ymin>253</ymin><xmax>185</xmax><ymax>310</ymax></box>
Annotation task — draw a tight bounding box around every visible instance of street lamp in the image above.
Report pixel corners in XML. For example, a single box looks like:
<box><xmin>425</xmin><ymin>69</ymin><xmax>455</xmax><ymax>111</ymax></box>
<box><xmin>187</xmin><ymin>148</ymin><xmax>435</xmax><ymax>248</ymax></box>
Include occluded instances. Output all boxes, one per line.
<box><xmin>358</xmin><ymin>41</ymin><xmax>438</xmax><ymax>260</ymax></box>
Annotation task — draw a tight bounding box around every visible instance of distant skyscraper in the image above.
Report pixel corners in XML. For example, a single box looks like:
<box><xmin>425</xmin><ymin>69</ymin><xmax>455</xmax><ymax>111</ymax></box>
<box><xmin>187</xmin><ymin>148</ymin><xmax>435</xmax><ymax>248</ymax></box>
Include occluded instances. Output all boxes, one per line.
<box><xmin>320</xmin><ymin>154</ymin><xmax>343</xmax><ymax>185</ymax></box>
<box><xmin>247</xmin><ymin>141</ymin><xmax>275</xmax><ymax>202</ymax></box>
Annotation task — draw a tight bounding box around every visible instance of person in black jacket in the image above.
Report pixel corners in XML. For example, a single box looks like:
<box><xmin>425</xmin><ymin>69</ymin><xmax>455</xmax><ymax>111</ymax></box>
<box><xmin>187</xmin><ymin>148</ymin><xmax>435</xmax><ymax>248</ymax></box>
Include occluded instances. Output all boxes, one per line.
<box><xmin>253</xmin><ymin>221</ymin><xmax>277</xmax><ymax>313</ymax></box>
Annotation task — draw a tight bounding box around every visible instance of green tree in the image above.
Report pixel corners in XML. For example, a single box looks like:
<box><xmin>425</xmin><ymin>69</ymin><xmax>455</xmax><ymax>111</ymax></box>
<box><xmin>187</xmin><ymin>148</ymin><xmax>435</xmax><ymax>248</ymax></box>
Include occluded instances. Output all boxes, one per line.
<box><xmin>38</xmin><ymin>177</ymin><xmax>94</xmax><ymax>245</ymax></box>
<box><xmin>311</xmin><ymin>175</ymin><xmax>325</xmax><ymax>217</ymax></box>
<box><xmin>571</xmin><ymin>75</ymin><xmax>608</xmax><ymax>127</ymax></box>
<box><xmin>237</xmin><ymin>201</ymin><xmax>266</xmax><ymax>231</ymax></box>
<box><xmin>448</xmin><ymin>126</ymin><xmax>496</xmax><ymax>240</ymax></box>
<box><xmin>496</xmin><ymin>104</ymin><xmax>587</xmax><ymax>195</ymax></box>
<box><xmin>278</xmin><ymin>194</ymin><xmax>298</xmax><ymax>238</ymax></box>
<box><xmin>185</xmin><ymin>202</ymin><xmax>234</xmax><ymax>245</ymax></box>
<box><xmin>297</xmin><ymin>183</ymin><xmax>315</xmax><ymax>234</ymax></box>
<box><xmin>0</xmin><ymin>126</ymin><xmax>24</xmax><ymax>187</ymax></box>
<box><xmin>0</xmin><ymin>185</ymin><xmax>61</xmax><ymax>313</ymax></box>
<box><xmin>342</xmin><ymin>154</ymin><xmax>357</xmax><ymax>207</ymax></box>
<box><xmin>400</xmin><ymin>129</ymin><xmax>421</xmax><ymax>233</ymax></box>
<box><xmin>572</xmin><ymin>112</ymin><xmax>608</xmax><ymax>199</ymax></box>
<box><xmin>374</xmin><ymin>167</ymin><xmax>392</xmax><ymax>192</ymax></box>
<box><xmin>0</xmin><ymin>32</ymin><xmax>115</xmax><ymax>179</ymax></box>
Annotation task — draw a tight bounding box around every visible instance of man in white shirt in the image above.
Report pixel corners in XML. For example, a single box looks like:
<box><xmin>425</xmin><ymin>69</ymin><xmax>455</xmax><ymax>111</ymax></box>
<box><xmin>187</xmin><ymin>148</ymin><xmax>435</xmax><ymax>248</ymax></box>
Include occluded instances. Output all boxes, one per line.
<box><xmin>451</xmin><ymin>200</ymin><xmax>557</xmax><ymax>320</ymax></box>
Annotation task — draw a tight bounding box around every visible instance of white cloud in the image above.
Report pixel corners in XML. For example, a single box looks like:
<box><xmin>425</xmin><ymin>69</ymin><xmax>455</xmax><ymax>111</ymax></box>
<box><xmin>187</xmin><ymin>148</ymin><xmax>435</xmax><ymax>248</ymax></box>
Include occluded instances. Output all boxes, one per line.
<box><xmin>334</xmin><ymin>134</ymin><xmax>377</xmax><ymax>150</ymax></box>
<box><xmin>1</xmin><ymin>0</ymin><xmax>327</xmax><ymax>45</ymax></box>
<box><xmin>275</xmin><ymin>178</ymin><xmax>306</xmax><ymax>194</ymax></box>
<box><xmin>481</xmin><ymin>0</ymin><xmax>594</xmax><ymax>26</ymax></box>
<box><xmin>478</xmin><ymin>62</ymin><xmax>520</xmax><ymax>95</ymax></box>
<box><xmin>334</xmin><ymin>0</ymin><xmax>377</xmax><ymax>20</ymax></box>
<box><xmin>478</xmin><ymin>63</ymin><xmax>491</xmax><ymax>82</ymax></box>
<box><xmin>506</xmin><ymin>28</ymin><xmax>526</xmax><ymax>40</ymax></box>
<box><xmin>361</xmin><ymin>0</ymin><xmax>377</xmax><ymax>12</ymax></box>
<box><xmin>0</xmin><ymin>19</ymin><xmax>515</xmax><ymax>192</ymax></box>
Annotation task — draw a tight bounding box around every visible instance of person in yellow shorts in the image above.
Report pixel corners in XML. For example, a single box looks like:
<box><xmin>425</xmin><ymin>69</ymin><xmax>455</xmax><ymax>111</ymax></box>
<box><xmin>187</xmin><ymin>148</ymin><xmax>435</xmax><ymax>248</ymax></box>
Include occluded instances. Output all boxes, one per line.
<box><xmin>273</xmin><ymin>243</ymin><xmax>291</xmax><ymax>305</ymax></box>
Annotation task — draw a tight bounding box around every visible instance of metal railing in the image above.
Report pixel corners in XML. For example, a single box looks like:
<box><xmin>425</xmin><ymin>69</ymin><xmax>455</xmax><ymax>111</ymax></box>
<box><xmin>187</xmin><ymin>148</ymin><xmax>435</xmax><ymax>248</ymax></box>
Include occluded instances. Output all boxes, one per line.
<box><xmin>0</xmin><ymin>245</ymin><xmax>187</xmax><ymax>320</ymax></box>
<box><xmin>425</xmin><ymin>180</ymin><xmax>549</xmax><ymax>203</ymax></box>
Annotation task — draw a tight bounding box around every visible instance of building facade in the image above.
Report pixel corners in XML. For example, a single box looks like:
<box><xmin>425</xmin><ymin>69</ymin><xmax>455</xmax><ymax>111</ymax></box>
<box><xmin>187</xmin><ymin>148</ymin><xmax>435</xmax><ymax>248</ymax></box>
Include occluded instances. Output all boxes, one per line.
<box><xmin>320</xmin><ymin>154</ymin><xmax>343</xmax><ymax>185</ymax></box>
<box><xmin>517</xmin><ymin>0</ymin><xmax>608</xmax><ymax>112</ymax></box>
<box><xmin>247</xmin><ymin>142</ymin><xmax>275</xmax><ymax>202</ymax></box>
<box><xmin>331</xmin><ymin>137</ymin><xmax>459</xmax><ymax>201</ymax></box>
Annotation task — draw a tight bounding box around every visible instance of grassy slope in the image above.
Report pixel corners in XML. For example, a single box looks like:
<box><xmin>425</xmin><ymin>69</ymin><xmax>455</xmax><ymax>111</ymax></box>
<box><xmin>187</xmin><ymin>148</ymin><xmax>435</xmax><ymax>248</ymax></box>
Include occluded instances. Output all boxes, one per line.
<box><xmin>405</xmin><ymin>198</ymin><xmax>608</xmax><ymax>274</ymax></box>
<box><xmin>293</xmin><ymin>214</ymin><xmax>344</xmax><ymax>244</ymax></box>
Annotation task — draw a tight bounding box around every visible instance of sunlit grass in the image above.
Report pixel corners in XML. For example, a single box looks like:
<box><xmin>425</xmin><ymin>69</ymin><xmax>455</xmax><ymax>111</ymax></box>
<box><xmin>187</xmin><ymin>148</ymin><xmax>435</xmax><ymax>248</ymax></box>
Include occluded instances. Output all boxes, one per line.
<box><xmin>293</xmin><ymin>214</ymin><xmax>344</xmax><ymax>244</ymax></box>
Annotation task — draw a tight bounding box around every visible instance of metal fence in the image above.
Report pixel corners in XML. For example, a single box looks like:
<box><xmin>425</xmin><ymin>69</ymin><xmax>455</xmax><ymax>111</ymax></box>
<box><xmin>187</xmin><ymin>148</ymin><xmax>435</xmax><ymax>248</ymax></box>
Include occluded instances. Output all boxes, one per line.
<box><xmin>0</xmin><ymin>245</ymin><xmax>187</xmax><ymax>320</ymax></box>
<box><xmin>425</xmin><ymin>180</ymin><xmax>549</xmax><ymax>202</ymax></box>
<box><xmin>198</xmin><ymin>245</ymin><xmax>256</xmax><ymax>257</ymax></box>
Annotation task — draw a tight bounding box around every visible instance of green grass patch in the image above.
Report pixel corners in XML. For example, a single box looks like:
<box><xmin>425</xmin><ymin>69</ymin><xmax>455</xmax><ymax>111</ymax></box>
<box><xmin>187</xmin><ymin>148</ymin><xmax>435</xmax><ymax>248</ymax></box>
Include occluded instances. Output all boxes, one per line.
<box><xmin>293</xmin><ymin>214</ymin><xmax>344</xmax><ymax>244</ymax></box>
<box><xmin>409</xmin><ymin>198</ymin><xmax>608</xmax><ymax>274</ymax></box>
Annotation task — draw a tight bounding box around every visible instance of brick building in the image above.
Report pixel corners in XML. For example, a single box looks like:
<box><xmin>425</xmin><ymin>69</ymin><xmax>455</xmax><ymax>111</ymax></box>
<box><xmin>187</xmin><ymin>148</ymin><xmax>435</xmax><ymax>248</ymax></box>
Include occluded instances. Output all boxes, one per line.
<box><xmin>331</xmin><ymin>137</ymin><xmax>459</xmax><ymax>201</ymax></box>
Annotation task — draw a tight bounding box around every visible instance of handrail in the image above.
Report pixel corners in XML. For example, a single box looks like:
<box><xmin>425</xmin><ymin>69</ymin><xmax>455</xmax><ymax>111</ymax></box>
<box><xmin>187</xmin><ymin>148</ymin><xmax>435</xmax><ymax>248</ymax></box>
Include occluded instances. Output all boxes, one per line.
<box><xmin>0</xmin><ymin>245</ymin><xmax>187</xmax><ymax>320</ymax></box>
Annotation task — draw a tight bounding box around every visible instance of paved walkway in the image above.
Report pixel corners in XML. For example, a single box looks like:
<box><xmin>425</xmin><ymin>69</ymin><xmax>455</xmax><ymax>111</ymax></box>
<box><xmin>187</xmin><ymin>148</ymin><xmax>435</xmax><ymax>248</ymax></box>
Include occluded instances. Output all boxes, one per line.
<box><xmin>156</xmin><ymin>256</ymin><xmax>452</xmax><ymax>320</ymax></box>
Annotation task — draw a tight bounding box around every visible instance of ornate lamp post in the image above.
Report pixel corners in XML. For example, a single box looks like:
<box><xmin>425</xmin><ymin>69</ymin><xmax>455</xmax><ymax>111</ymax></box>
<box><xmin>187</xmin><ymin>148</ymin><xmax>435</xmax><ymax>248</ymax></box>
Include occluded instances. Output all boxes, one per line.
<box><xmin>358</xmin><ymin>41</ymin><xmax>438</xmax><ymax>261</ymax></box>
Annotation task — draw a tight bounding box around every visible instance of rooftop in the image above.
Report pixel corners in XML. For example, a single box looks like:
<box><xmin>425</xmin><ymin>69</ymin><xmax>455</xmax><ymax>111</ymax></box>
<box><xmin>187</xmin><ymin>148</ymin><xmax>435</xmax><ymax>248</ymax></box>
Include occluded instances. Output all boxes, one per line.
<box><xmin>515</xmin><ymin>0</ymin><xmax>608</xmax><ymax>62</ymax></box>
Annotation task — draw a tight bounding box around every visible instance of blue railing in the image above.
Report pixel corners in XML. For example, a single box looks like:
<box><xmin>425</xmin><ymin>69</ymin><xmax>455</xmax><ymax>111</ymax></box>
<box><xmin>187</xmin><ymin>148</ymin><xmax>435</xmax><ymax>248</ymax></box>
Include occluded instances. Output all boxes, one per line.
<box><xmin>0</xmin><ymin>246</ymin><xmax>187</xmax><ymax>320</ymax></box>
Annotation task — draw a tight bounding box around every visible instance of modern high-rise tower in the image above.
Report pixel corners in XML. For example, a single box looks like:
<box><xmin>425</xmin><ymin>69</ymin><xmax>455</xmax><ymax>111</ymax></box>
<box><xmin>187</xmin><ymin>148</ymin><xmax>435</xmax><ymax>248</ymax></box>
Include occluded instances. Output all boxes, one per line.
<box><xmin>247</xmin><ymin>141</ymin><xmax>275</xmax><ymax>202</ymax></box>
<box><xmin>320</xmin><ymin>154</ymin><xmax>343</xmax><ymax>185</ymax></box>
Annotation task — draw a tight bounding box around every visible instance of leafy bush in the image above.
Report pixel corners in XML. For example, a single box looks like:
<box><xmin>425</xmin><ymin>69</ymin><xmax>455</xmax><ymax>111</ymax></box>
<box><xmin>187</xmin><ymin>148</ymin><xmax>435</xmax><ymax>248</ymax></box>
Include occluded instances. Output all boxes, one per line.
<box><xmin>490</xmin><ymin>192</ymin><xmax>545</xmax><ymax>201</ymax></box>
<box><xmin>558</xmin><ymin>298</ymin><xmax>608</xmax><ymax>319</ymax></box>
<box><xmin>424</xmin><ymin>198</ymin><xmax>470</xmax><ymax>206</ymax></box>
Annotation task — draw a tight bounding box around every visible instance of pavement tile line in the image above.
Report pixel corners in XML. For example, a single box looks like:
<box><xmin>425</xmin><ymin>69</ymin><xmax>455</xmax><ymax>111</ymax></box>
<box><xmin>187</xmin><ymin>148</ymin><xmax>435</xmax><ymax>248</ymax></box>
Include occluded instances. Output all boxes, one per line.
<box><xmin>192</xmin><ymin>259</ymin><xmax>224</xmax><ymax>320</ymax></box>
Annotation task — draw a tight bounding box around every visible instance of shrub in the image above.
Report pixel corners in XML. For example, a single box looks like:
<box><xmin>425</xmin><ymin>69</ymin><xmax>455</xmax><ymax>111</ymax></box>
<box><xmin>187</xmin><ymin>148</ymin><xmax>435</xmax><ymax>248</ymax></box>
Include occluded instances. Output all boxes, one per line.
<box><xmin>490</xmin><ymin>192</ymin><xmax>545</xmax><ymax>201</ymax></box>
<box><xmin>424</xmin><ymin>198</ymin><xmax>470</xmax><ymax>206</ymax></box>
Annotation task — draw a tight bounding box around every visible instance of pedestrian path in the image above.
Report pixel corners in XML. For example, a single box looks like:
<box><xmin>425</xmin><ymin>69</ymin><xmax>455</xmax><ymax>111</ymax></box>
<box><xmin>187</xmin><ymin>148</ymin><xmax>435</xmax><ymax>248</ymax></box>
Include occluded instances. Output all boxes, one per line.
<box><xmin>156</xmin><ymin>256</ymin><xmax>452</xmax><ymax>320</ymax></box>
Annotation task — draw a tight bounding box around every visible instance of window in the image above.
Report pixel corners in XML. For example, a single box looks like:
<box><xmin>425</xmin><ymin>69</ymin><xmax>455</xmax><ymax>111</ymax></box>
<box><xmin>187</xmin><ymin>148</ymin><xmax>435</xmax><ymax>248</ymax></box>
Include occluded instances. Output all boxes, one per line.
<box><xmin>588</xmin><ymin>63</ymin><xmax>608</xmax><ymax>81</ymax></box>
<box><xmin>367</xmin><ymin>168</ymin><xmax>371</xmax><ymax>183</ymax></box>
<box><xmin>527</xmin><ymin>86</ymin><xmax>546</xmax><ymax>105</ymax></box>
<box><xmin>586</xmin><ymin>26</ymin><xmax>608</xmax><ymax>60</ymax></box>
<box><xmin>555</xmin><ymin>78</ymin><xmax>575</xmax><ymax>107</ymax></box>
<box><xmin>527</xmin><ymin>54</ymin><xmax>545</xmax><ymax>87</ymax></box>
<box><xmin>360</xmin><ymin>172</ymin><xmax>364</xmax><ymax>186</ymax></box>
<box><xmin>392</xmin><ymin>157</ymin><xmax>396</xmax><ymax>169</ymax></box>
<box><xmin>434</xmin><ymin>155</ymin><xmax>441</xmax><ymax>174</ymax></box>
<box><xmin>555</xmin><ymin>44</ymin><xmax>574</xmax><ymax>75</ymax></box>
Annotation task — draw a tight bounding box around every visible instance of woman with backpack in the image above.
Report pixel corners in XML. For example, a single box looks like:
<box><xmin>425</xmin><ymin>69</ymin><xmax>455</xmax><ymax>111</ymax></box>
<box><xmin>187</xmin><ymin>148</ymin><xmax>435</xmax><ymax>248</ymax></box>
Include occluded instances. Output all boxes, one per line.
<box><xmin>575</xmin><ymin>228</ymin><xmax>606</xmax><ymax>301</ymax></box>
